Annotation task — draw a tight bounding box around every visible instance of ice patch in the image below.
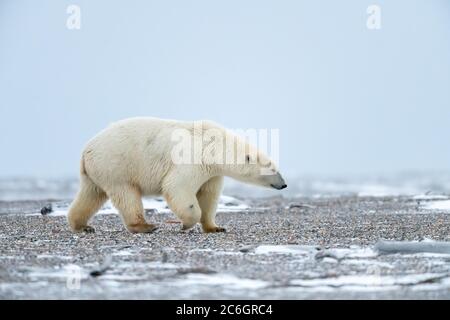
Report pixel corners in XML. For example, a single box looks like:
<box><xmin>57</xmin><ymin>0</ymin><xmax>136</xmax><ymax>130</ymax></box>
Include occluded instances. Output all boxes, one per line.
<box><xmin>36</xmin><ymin>254</ymin><xmax>72</xmax><ymax>260</ymax></box>
<box><xmin>217</xmin><ymin>195</ymin><xmax>249</xmax><ymax>211</ymax></box>
<box><xmin>111</xmin><ymin>250</ymin><xmax>135</xmax><ymax>257</ymax></box>
<box><xmin>413</xmin><ymin>194</ymin><xmax>449</xmax><ymax>201</ymax></box>
<box><xmin>177</xmin><ymin>273</ymin><xmax>268</xmax><ymax>290</ymax></box>
<box><xmin>254</xmin><ymin>245</ymin><xmax>319</xmax><ymax>255</ymax></box>
<box><xmin>423</xmin><ymin>200</ymin><xmax>450</xmax><ymax>211</ymax></box>
<box><xmin>0</xmin><ymin>255</ymin><xmax>24</xmax><ymax>260</ymax></box>
<box><xmin>375</xmin><ymin>240</ymin><xmax>450</xmax><ymax>255</ymax></box>
<box><xmin>191</xmin><ymin>248</ymin><xmax>243</xmax><ymax>256</ymax></box>
<box><xmin>304</xmin><ymin>181</ymin><xmax>422</xmax><ymax>198</ymax></box>
<box><xmin>146</xmin><ymin>261</ymin><xmax>182</xmax><ymax>269</ymax></box>
<box><xmin>27</xmin><ymin>264</ymin><xmax>89</xmax><ymax>280</ymax></box>
<box><xmin>253</xmin><ymin>245</ymin><xmax>377</xmax><ymax>260</ymax></box>
<box><xmin>340</xmin><ymin>259</ymin><xmax>393</xmax><ymax>268</ymax></box>
<box><xmin>95</xmin><ymin>274</ymin><xmax>146</xmax><ymax>281</ymax></box>
<box><xmin>316</xmin><ymin>247</ymin><xmax>378</xmax><ymax>260</ymax></box>
<box><xmin>290</xmin><ymin>273</ymin><xmax>449</xmax><ymax>289</ymax></box>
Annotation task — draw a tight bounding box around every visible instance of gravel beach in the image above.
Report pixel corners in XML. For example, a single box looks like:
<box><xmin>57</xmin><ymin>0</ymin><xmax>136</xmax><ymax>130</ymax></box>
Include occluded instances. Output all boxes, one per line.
<box><xmin>1</xmin><ymin>195</ymin><xmax>450</xmax><ymax>299</ymax></box>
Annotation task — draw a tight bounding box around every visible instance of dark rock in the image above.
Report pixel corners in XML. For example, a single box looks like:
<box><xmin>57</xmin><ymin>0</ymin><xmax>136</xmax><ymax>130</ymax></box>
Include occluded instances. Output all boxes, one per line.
<box><xmin>288</xmin><ymin>203</ymin><xmax>316</xmax><ymax>210</ymax></box>
<box><xmin>239</xmin><ymin>245</ymin><xmax>256</xmax><ymax>253</ymax></box>
<box><xmin>40</xmin><ymin>204</ymin><xmax>53</xmax><ymax>215</ymax></box>
<box><xmin>89</xmin><ymin>256</ymin><xmax>112</xmax><ymax>277</ymax></box>
<box><xmin>177</xmin><ymin>267</ymin><xmax>216</xmax><ymax>275</ymax></box>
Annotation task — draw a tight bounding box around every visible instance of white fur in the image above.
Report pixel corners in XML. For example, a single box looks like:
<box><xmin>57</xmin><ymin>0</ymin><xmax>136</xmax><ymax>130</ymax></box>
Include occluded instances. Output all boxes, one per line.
<box><xmin>68</xmin><ymin>117</ymin><xmax>286</xmax><ymax>233</ymax></box>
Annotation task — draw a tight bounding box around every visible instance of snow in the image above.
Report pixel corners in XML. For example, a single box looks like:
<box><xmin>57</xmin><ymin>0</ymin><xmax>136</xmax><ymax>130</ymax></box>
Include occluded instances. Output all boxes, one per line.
<box><xmin>290</xmin><ymin>273</ymin><xmax>449</xmax><ymax>289</ymax></box>
<box><xmin>316</xmin><ymin>247</ymin><xmax>378</xmax><ymax>259</ymax></box>
<box><xmin>423</xmin><ymin>200</ymin><xmax>450</xmax><ymax>211</ymax></box>
<box><xmin>177</xmin><ymin>273</ymin><xmax>268</xmax><ymax>290</ymax></box>
<box><xmin>9</xmin><ymin>242</ymin><xmax>450</xmax><ymax>298</ymax></box>
<box><xmin>375</xmin><ymin>240</ymin><xmax>450</xmax><ymax>255</ymax></box>
<box><xmin>111</xmin><ymin>250</ymin><xmax>135</xmax><ymax>257</ymax></box>
<box><xmin>36</xmin><ymin>254</ymin><xmax>72</xmax><ymax>260</ymax></box>
<box><xmin>413</xmin><ymin>194</ymin><xmax>449</xmax><ymax>201</ymax></box>
<box><xmin>217</xmin><ymin>195</ymin><xmax>250</xmax><ymax>211</ymax></box>
<box><xmin>254</xmin><ymin>245</ymin><xmax>318</xmax><ymax>255</ymax></box>
<box><xmin>300</xmin><ymin>181</ymin><xmax>423</xmax><ymax>198</ymax></box>
<box><xmin>28</xmin><ymin>264</ymin><xmax>89</xmax><ymax>280</ymax></box>
<box><xmin>254</xmin><ymin>245</ymin><xmax>377</xmax><ymax>259</ymax></box>
<box><xmin>29</xmin><ymin>195</ymin><xmax>250</xmax><ymax>216</ymax></box>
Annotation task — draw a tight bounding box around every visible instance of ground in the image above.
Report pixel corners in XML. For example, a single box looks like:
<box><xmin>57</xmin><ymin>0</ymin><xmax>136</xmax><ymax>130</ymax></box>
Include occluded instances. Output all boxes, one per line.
<box><xmin>0</xmin><ymin>195</ymin><xmax>449</xmax><ymax>299</ymax></box>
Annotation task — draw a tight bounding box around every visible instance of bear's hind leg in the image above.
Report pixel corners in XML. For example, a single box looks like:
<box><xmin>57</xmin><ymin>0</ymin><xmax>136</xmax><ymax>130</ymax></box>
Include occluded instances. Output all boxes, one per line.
<box><xmin>197</xmin><ymin>176</ymin><xmax>226</xmax><ymax>233</ymax></box>
<box><xmin>68</xmin><ymin>175</ymin><xmax>107</xmax><ymax>233</ymax></box>
<box><xmin>109</xmin><ymin>185</ymin><xmax>158</xmax><ymax>233</ymax></box>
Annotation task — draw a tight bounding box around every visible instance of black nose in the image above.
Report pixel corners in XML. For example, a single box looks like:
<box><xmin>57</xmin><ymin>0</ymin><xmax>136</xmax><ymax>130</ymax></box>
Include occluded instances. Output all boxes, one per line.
<box><xmin>271</xmin><ymin>183</ymin><xmax>287</xmax><ymax>190</ymax></box>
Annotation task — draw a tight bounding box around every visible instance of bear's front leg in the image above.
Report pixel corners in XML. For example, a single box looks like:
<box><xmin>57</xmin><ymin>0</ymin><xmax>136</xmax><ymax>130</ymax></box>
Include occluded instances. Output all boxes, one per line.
<box><xmin>164</xmin><ymin>190</ymin><xmax>202</xmax><ymax>230</ymax></box>
<box><xmin>109</xmin><ymin>185</ymin><xmax>158</xmax><ymax>233</ymax></box>
<box><xmin>197</xmin><ymin>176</ymin><xmax>226</xmax><ymax>233</ymax></box>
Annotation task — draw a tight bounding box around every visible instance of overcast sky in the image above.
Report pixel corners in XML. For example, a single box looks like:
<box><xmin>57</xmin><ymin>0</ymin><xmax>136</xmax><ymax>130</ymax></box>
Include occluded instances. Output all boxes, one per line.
<box><xmin>0</xmin><ymin>0</ymin><xmax>449</xmax><ymax>178</ymax></box>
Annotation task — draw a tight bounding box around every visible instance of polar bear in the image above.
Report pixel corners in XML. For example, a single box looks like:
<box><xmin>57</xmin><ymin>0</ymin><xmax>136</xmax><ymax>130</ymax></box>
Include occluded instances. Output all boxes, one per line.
<box><xmin>68</xmin><ymin>117</ymin><xmax>287</xmax><ymax>233</ymax></box>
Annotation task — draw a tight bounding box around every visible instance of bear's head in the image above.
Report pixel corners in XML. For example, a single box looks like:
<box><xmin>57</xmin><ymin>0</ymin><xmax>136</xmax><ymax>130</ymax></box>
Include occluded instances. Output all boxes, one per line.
<box><xmin>219</xmin><ymin>133</ymin><xmax>287</xmax><ymax>190</ymax></box>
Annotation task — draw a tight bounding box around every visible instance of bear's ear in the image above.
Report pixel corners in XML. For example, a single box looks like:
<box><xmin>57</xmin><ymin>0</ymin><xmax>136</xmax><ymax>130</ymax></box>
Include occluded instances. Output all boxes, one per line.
<box><xmin>246</xmin><ymin>155</ymin><xmax>250</xmax><ymax>163</ymax></box>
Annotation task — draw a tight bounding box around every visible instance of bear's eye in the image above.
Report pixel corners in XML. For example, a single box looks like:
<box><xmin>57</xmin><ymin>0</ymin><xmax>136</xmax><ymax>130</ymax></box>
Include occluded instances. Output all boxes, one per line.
<box><xmin>245</xmin><ymin>155</ymin><xmax>250</xmax><ymax>163</ymax></box>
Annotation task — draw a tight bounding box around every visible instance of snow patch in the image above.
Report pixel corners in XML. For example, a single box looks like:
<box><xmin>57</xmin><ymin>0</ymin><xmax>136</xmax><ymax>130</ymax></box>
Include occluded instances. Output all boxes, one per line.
<box><xmin>254</xmin><ymin>245</ymin><xmax>319</xmax><ymax>255</ymax></box>
<box><xmin>253</xmin><ymin>245</ymin><xmax>377</xmax><ymax>260</ymax></box>
<box><xmin>423</xmin><ymin>200</ymin><xmax>450</xmax><ymax>211</ymax></box>
<box><xmin>413</xmin><ymin>194</ymin><xmax>449</xmax><ymax>201</ymax></box>
<box><xmin>318</xmin><ymin>247</ymin><xmax>378</xmax><ymax>260</ymax></box>
<box><xmin>29</xmin><ymin>195</ymin><xmax>250</xmax><ymax>216</ymax></box>
<box><xmin>177</xmin><ymin>273</ymin><xmax>268</xmax><ymax>290</ymax></box>
<box><xmin>290</xmin><ymin>273</ymin><xmax>449</xmax><ymax>289</ymax></box>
